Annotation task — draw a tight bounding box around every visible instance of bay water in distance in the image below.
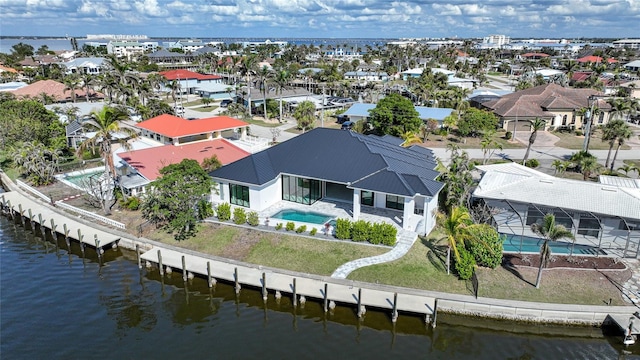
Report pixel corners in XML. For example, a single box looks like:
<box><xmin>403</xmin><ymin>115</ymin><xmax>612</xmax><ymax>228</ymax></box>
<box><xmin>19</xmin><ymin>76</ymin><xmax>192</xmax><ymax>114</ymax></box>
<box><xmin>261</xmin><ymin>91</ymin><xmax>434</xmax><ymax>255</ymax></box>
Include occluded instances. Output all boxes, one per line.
<box><xmin>0</xmin><ymin>214</ymin><xmax>636</xmax><ymax>359</ymax></box>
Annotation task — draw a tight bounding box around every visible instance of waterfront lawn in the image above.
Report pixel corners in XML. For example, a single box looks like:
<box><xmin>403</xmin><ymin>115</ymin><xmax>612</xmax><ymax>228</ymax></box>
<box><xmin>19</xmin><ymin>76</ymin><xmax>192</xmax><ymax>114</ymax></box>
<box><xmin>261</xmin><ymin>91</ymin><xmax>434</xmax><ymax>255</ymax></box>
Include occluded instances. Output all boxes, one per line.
<box><xmin>348</xmin><ymin>233</ymin><xmax>631</xmax><ymax>305</ymax></box>
<box><xmin>147</xmin><ymin>223</ymin><xmax>387</xmax><ymax>276</ymax></box>
<box><xmin>553</xmin><ymin>130</ymin><xmax>630</xmax><ymax>150</ymax></box>
<box><xmin>423</xmin><ymin>133</ymin><xmax>525</xmax><ymax>149</ymax></box>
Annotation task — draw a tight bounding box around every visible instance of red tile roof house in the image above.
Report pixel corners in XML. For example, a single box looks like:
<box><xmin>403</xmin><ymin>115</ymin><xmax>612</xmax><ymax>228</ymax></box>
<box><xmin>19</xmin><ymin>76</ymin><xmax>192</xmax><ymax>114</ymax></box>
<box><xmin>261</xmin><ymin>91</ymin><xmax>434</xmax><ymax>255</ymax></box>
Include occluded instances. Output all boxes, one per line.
<box><xmin>12</xmin><ymin>79</ymin><xmax>103</xmax><ymax>103</ymax></box>
<box><xmin>115</xmin><ymin>114</ymin><xmax>251</xmax><ymax>196</ymax></box>
<box><xmin>481</xmin><ymin>83</ymin><xmax>611</xmax><ymax>132</ymax></box>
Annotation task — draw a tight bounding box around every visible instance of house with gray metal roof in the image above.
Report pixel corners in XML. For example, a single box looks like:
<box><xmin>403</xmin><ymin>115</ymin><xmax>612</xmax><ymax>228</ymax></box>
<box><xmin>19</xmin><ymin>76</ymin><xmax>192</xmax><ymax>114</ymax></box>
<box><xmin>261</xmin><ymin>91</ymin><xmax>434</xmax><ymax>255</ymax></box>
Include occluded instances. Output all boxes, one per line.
<box><xmin>473</xmin><ymin>163</ymin><xmax>640</xmax><ymax>258</ymax></box>
<box><xmin>210</xmin><ymin>128</ymin><xmax>444</xmax><ymax>233</ymax></box>
<box><xmin>342</xmin><ymin>103</ymin><xmax>454</xmax><ymax>126</ymax></box>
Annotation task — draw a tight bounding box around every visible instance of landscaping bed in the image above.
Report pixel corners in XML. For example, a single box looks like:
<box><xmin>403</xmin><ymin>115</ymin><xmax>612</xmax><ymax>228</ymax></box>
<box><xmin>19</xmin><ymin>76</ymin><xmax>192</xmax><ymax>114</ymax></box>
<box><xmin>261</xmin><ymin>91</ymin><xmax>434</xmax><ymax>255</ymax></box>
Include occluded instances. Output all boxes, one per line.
<box><xmin>503</xmin><ymin>253</ymin><xmax>626</xmax><ymax>270</ymax></box>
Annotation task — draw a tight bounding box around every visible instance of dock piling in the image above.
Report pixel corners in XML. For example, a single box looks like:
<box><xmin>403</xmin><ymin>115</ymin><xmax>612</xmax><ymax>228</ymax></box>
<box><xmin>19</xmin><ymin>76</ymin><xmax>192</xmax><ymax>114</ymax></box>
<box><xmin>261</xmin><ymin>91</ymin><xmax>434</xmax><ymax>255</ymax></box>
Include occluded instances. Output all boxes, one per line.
<box><xmin>262</xmin><ymin>272</ymin><xmax>267</xmax><ymax>302</ymax></box>
<box><xmin>50</xmin><ymin>218</ymin><xmax>56</xmax><ymax>238</ymax></box>
<box><xmin>136</xmin><ymin>244</ymin><xmax>141</xmax><ymax>269</ymax></box>
<box><xmin>38</xmin><ymin>214</ymin><xmax>45</xmax><ymax>238</ymax></box>
<box><xmin>392</xmin><ymin>293</ymin><xmax>398</xmax><ymax>323</ymax></box>
<box><xmin>18</xmin><ymin>204</ymin><xmax>24</xmax><ymax>225</ymax></box>
<box><xmin>157</xmin><ymin>250</ymin><xmax>164</xmax><ymax>276</ymax></box>
<box><xmin>28</xmin><ymin>209</ymin><xmax>35</xmax><ymax>232</ymax></box>
<box><xmin>292</xmin><ymin>278</ymin><xmax>297</xmax><ymax>307</ymax></box>
<box><xmin>77</xmin><ymin>229</ymin><xmax>84</xmax><ymax>256</ymax></box>
<box><xmin>357</xmin><ymin>288</ymin><xmax>363</xmax><ymax>318</ymax></box>
<box><xmin>207</xmin><ymin>261</ymin><xmax>213</xmax><ymax>288</ymax></box>
<box><xmin>323</xmin><ymin>283</ymin><xmax>328</xmax><ymax>313</ymax></box>
<box><xmin>234</xmin><ymin>267</ymin><xmax>241</xmax><ymax>294</ymax></box>
<box><xmin>182</xmin><ymin>255</ymin><xmax>187</xmax><ymax>282</ymax></box>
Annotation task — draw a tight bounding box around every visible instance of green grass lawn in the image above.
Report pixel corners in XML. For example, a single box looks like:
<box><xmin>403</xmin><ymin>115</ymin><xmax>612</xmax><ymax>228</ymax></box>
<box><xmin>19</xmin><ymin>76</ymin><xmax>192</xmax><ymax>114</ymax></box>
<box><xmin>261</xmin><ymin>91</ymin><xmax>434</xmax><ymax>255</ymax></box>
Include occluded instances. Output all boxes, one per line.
<box><xmin>191</xmin><ymin>106</ymin><xmax>218</xmax><ymax>113</ymax></box>
<box><xmin>424</xmin><ymin>133</ymin><xmax>525</xmax><ymax>149</ymax></box>
<box><xmin>552</xmin><ymin>130</ymin><xmax>630</xmax><ymax>150</ymax></box>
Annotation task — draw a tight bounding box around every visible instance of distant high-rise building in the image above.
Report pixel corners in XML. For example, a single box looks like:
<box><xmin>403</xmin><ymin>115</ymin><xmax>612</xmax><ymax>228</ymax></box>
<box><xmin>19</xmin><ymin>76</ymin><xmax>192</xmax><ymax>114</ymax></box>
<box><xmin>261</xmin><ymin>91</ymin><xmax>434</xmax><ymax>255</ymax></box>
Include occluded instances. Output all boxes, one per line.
<box><xmin>482</xmin><ymin>34</ymin><xmax>511</xmax><ymax>47</ymax></box>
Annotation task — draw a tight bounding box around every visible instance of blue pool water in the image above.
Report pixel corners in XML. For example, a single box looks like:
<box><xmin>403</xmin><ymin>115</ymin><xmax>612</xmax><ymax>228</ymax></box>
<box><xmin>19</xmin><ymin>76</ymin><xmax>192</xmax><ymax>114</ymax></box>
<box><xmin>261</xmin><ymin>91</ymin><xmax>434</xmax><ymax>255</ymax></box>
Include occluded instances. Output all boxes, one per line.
<box><xmin>64</xmin><ymin>169</ymin><xmax>105</xmax><ymax>186</ymax></box>
<box><xmin>271</xmin><ymin>209</ymin><xmax>333</xmax><ymax>225</ymax></box>
<box><xmin>501</xmin><ymin>234</ymin><xmax>606</xmax><ymax>255</ymax></box>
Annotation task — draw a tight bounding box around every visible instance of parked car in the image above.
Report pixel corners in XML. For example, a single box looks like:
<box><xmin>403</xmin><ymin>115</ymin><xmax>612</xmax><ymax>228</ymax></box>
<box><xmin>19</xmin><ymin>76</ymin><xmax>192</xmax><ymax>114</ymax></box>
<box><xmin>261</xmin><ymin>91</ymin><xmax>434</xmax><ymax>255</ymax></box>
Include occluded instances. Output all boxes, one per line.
<box><xmin>336</xmin><ymin>114</ymin><xmax>349</xmax><ymax>124</ymax></box>
<box><xmin>220</xmin><ymin>99</ymin><xmax>233</xmax><ymax>108</ymax></box>
<box><xmin>174</xmin><ymin>105</ymin><xmax>185</xmax><ymax>115</ymax></box>
<box><xmin>341</xmin><ymin>121</ymin><xmax>354</xmax><ymax>130</ymax></box>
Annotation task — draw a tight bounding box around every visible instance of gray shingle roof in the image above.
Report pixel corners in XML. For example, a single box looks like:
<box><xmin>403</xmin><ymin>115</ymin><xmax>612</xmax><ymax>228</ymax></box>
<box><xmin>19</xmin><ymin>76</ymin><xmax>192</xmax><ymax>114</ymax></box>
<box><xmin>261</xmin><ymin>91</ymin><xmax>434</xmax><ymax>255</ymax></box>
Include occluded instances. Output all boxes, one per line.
<box><xmin>211</xmin><ymin>128</ymin><xmax>443</xmax><ymax>197</ymax></box>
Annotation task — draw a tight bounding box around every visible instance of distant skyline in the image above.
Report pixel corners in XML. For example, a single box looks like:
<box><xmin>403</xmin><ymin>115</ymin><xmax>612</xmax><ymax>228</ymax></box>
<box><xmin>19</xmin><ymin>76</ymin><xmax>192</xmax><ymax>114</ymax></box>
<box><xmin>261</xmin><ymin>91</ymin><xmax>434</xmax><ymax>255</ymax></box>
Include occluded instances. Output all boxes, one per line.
<box><xmin>0</xmin><ymin>0</ymin><xmax>639</xmax><ymax>39</ymax></box>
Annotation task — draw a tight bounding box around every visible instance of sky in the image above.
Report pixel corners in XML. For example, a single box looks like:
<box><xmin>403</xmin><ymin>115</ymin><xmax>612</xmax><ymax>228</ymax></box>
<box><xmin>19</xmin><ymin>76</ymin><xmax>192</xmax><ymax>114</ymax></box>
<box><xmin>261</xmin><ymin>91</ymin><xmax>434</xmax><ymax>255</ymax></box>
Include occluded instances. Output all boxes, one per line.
<box><xmin>0</xmin><ymin>0</ymin><xmax>639</xmax><ymax>39</ymax></box>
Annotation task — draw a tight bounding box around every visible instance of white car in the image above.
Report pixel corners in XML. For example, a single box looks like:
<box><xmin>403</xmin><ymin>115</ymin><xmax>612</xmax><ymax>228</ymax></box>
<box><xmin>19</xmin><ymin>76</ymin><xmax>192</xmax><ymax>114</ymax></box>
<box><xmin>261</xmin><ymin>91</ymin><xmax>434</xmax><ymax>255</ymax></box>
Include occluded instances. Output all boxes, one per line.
<box><xmin>174</xmin><ymin>106</ymin><xmax>185</xmax><ymax>115</ymax></box>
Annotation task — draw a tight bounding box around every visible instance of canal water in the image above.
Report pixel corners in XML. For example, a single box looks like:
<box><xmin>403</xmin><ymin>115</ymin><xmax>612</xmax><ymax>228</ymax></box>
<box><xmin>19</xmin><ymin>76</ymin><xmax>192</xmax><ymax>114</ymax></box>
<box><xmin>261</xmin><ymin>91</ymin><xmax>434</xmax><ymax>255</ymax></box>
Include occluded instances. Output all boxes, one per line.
<box><xmin>0</xmin><ymin>216</ymin><xmax>636</xmax><ymax>359</ymax></box>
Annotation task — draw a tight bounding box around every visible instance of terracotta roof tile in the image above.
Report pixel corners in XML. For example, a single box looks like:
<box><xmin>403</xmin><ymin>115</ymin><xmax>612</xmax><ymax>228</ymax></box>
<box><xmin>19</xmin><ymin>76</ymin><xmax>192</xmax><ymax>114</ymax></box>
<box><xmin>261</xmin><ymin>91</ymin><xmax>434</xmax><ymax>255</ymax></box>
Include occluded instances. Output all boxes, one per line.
<box><xmin>159</xmin><ymin>69</ymin><xmax>221</xmax><ymax>81</ymax></box>
<box><xmin>135</xmin><ymin>114</ymin><xmax>249</xmax><ymax>138</ymax></box>
<box><xmin>12</xmin><ymin>79</ymin><xmax>103</xmax><ymax>102</ymax></box>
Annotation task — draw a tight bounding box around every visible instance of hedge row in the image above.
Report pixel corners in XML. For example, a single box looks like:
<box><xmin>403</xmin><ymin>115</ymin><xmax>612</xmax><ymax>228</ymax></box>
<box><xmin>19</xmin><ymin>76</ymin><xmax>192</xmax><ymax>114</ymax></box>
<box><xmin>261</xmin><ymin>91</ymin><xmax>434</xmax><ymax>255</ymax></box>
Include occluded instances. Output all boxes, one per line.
<box><xmin>335</xmin><ymin>218</ymin><xmax>397</xmax><ymax>246</ymax></box>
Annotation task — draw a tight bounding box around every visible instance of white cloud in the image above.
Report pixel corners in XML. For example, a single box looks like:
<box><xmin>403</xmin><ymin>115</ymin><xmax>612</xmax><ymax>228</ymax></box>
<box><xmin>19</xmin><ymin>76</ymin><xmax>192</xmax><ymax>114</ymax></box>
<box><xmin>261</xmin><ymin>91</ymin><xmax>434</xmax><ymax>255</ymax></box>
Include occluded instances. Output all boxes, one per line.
<box><xmin>133</xmin><ymin>0</ymin><xmax>168</xmax><ymax>17</ymax></box>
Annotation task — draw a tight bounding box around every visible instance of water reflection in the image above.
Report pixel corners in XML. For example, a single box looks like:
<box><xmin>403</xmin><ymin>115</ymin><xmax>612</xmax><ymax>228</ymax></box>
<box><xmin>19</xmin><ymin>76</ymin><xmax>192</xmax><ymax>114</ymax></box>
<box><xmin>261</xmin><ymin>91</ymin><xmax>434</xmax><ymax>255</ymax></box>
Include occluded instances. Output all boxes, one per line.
<box><xmin>1</xmin><ymin>214</ymin><xmax>638</xmax><ymax>359</ymax></box>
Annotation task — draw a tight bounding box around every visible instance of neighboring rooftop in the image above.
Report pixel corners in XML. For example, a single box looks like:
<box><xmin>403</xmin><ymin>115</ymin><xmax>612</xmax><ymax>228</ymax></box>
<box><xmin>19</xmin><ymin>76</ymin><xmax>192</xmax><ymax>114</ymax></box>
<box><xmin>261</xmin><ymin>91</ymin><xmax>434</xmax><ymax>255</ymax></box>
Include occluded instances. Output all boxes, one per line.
<box><xmin>159</xmin><ymin>69</ymin><xmax>221</xmax><ymax>81</ymax></box>
<box><xmin>136</xmin><ymin>114</ymin><xmax>248</xmax><ymax>138</ymax></box>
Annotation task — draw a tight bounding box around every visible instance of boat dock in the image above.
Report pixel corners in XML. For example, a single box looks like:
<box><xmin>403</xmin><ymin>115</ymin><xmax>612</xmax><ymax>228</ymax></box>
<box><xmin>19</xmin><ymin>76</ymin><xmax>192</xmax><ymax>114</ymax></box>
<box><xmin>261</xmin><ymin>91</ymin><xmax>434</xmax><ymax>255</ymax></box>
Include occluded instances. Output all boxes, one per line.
<box><xmin>608</xmin><ymin>313</ymin><xmax>640</xmax><ymax>345</ymax></box>
<box><xmin>0</xmin><ymin>191</ymin><xmax>120</xmax><ymax>249</ymax></box>
<box><xmin>140</xmin><ymin>246</ymin><xmax>437</xmax><ymax>323</ymax></box>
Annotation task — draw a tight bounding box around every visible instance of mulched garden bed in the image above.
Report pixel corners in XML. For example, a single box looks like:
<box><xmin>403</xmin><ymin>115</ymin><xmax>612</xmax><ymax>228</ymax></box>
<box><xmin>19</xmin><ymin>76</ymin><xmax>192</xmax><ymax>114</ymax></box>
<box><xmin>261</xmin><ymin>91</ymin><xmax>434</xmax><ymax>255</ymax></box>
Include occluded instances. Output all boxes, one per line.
<box><xmin>503</xmin><ymin>253</ymin><xmax>626</xmax><ymax>270</ymax></box>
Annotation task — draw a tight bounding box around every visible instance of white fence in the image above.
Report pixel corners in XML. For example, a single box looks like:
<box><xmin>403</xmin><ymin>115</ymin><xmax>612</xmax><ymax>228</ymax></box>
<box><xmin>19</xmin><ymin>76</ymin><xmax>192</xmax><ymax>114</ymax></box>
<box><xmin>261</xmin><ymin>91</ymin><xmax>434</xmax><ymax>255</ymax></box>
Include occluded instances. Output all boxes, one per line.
<box><xmin>16</xmin><ymin>180</ymin><xmax>52</xmax><ymax>203</ymax></box>
<box><xmin>55</xmin><ymin>201</ymin><xmax>126</xmax><ymax>229</ymax></box>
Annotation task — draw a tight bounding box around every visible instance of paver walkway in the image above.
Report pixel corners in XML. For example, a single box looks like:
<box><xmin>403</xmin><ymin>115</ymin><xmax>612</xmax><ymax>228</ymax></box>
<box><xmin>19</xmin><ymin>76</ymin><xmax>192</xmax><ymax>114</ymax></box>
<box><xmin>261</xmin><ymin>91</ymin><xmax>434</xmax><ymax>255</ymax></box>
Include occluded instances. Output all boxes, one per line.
<box><xmin>331</xmin><ymin>230</ymin><xmax>418</xmax><ymax>279</ymax></box>
<box><xmin>621</xmin><ymin>259</ymin><xmax>640</xmax><ymax>305</ymax></box>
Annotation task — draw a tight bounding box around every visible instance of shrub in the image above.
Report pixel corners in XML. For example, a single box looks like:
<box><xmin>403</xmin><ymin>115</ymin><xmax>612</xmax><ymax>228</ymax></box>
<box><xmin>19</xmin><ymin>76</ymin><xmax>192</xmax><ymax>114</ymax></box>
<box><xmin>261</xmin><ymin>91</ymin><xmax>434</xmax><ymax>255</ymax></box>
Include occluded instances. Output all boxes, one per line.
<box><xmin>233</xmin><ymin>207</ymin><xmax>246</xmax><ymax>225</ymax></box>
<box><xmin>380</xmin><ymin>223</ymin><xmax>398</xmax><ymax>246</ymax></box>
<box><xmin>335</xmin><ymin>218</ymin><xmax>352</xmax><ymax>240</ymax></box>
<box><xmin>285</xmin><ymin>222</ymin><xmax>295</xmax><ymax>231</ymax></box>
<box><xmin>524</xmin><ymin>159</ymin><xmax>539</xmax><ymax>168</ymax></box>
<box><xmin>454</xmin><ymin>244</ymin><xmax>476</xmax><ymax>280</ymax></box>
<box><xmin>309</xmin><ymin>228</ymin><xmax>317</xmax><ymax>236</ymax></box>
<box><xmin>275</xmin><ymin>223</ymin><xmax>283</xmax><ymax>230</ymax></box>
<box><xmin>466</xmin><ymin>224</ymin><xmax>504</xmax><ymax>269</ymax></box>
<box><xmin>217</xmin><ymin>203</ymin><xmax>231</xmax><ymax>221</ymax></box>
<box><xmin>295</xmin><ymin>225</ymin><xmax>307</xmax><ymax>233</ymax></box>
<box><xmin>575</xmin><ymin>130</ymin><xmax>583</xmax><ymax>136</ymax></box>
<box><xmin>120</xmin><ymin>196</ymin><xmax>140</xmax><ymax>211</ymax></box>
<box><xmin>504</xmin><ymin>131</ymin><xmax>512</xmax><ymax>140</ymax></box>
<box><xmin>351</xmin><ymin>220</ymin><xmax>371</xmax><ymax>242</ymax></box>
<box><xmin>369</xmin><ymin>223</ymin><xmax>385</xmax><ymax>245</ymax></box>
<box><xmin>247</xmin><ymin>211</ymin><xmax>259</xmax><ymax>226</ymax></box>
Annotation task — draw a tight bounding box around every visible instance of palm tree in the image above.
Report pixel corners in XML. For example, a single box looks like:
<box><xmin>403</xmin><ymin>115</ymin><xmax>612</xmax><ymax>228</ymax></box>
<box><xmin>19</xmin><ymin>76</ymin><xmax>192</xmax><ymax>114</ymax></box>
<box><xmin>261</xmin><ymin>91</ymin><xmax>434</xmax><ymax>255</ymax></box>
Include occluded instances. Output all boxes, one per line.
<box><xmin>618</xmin><ymin>163</ymin><xmax>639</xmax><ymax>177</ymax></box>
<box><xmin>608</xmin><ymin>98</ymin><xmax>631</xmax><ymax>122</ymax></box>
<box><xmin>63</xmin><ymin>74</ymin><xmax>82</xmax><ymax>103</ymax></box>
<box><xmin>570</xmin><ymin>150</ymin><xmax>600</xmax><ymax>180</ymax></box>
<box><xmin>292</xmin><ymin>100</ymin><xmax>316</xmax><ymax>133</ymax></box>
<box><xmin>256</xmin><ymin>65</ymin><xmax>271</xmax><ymax>120</ymax></box>
<box><xmin>551</xmin><ymin>159</ymin><xmax>569</xmax><ymax>177</ymax></box>
<box><xmin>439</xmin><ymin>207</ymin><xmax>472</xmax><ymax>275</ymax></box>
<box><xmin>240</xmin><ymin>55</ymin><xmax>258</xmax><ymax>117</ymax></box>
<box><xmin>80</xmin><ymin>72</ymin><xmax>95</xmax><ymax>102</ymax></box>
<box><xmin>77</xmin><ymin>106</ymin><xmax>136</xmax><ymax>185</ymax></box>
<box><xmin>400</xmin><ymin>131</ymin><xmax>423</xmax><ymax>147</ymax></box>
<box><xmin>602</xmin><ymin>119</ymin><xmax>627</xmax><ymax>168</ymax></box>
<box><xmin>610</xmin><ymin>125</ymin><xmax>633</xmax><ymax>172</ymax></box>
<box><xmin>531</xmin><ymin>214</ymin><xmax>574</xmax><ymax>288</ymax></box>
<box><xmin>480</xmin><ymin>130</ymin><xmax>503</xmax><ymax>164</ymax></box>
<box><xmin>522</xmin><ymin>118</ymin><xmax>546</xmax><ymax>164</ymax></box>
<box><xmin>272</xmin><ymin>69</ymin><xmax>290</xmax><ymax>123</ymax></box>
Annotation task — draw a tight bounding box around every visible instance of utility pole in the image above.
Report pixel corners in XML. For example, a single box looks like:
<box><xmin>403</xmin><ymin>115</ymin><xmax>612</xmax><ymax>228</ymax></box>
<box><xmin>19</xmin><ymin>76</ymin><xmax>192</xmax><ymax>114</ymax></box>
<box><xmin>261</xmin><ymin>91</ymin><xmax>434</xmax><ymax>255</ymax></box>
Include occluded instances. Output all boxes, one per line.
<box><xmin>321</xmin><ymin>85</ymin><xmax>325</xmax><ymax>128</ymax></box>
<box><xmin>582</xmin><ymin>96</ymin><xmax>597</xmax><ymax>152</ymax></box>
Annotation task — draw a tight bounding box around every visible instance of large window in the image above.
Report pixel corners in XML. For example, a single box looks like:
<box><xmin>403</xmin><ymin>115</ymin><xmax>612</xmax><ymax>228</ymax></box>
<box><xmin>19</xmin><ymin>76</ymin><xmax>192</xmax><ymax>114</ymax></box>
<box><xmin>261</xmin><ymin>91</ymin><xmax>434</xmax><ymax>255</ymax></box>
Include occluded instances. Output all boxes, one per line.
<box><xmin>361</xmin><ymin>191</ymin><xmax>374</xmax><ymax>206</ymax></box>
<box><xmin>386</xmin><ymin>195</ymin><xmax>404</xmax><ymax>211</ymax></box>
<box><xmin>282</xmin><ymin>175</ymin><xmax>321</xmax><ymax>205</ymax></box>
<box><xmin>230</xmin><ymin>184</ymin><xmax>249</xmax><ymax>207</ymax></box>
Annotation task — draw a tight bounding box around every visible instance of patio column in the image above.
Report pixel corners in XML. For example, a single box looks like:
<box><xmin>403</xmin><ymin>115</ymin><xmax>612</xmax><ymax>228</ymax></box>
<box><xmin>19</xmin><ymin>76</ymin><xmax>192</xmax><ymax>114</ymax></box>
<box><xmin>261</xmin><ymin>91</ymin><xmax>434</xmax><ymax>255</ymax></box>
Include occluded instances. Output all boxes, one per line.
<box><xmin>352</xmin><ymin>189</ymin><xmax>361</xmax><ymax>221</ymax></box>
<box><xmin>208</xmin><ymin>132</ymin><xmax>213</xmax><ymax>140</ymax></box>
<box><xmin>240</xmin><ymin>127</ymin><xmax>247</xmax><ymax>140</ymax></box>
<box><xmin>215</xmin><ymin>131</ymin><xmax>222</xmax><ymax>139</ymax></box>
<box><xmin>403</xmin><ymin>197</ymin><xmax>414</xmax><ymax>231</ymax></box>
<box><xmin>424</xmin><ymin>196</ymin><xmax>437</xmax><ymax>235</ymax></box>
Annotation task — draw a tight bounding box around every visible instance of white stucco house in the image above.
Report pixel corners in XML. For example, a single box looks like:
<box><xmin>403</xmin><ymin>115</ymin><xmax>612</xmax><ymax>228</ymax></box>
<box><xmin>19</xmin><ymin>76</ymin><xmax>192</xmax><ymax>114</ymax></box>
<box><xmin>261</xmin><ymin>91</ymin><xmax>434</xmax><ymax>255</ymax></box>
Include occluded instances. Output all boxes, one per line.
<box><xmin>210</xmin><ymin>128</ymin><xmax>444</xmax><ymax>234</ymax></box>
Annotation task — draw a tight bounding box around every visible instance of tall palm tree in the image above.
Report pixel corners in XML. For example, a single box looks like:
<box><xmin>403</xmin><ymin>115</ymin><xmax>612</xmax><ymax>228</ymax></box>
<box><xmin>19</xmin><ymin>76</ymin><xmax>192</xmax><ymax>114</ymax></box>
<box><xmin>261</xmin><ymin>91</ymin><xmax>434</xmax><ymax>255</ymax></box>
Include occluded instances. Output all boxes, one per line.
<box><xmin>63</xmin><ymin>74</ymin><xmax>82</xmax><ymax>103</ymax></box>
<box><xmin>610</xmin><ymin>125</ymin><xmax>633</xmax><ymax>171</ymax></box>
<box><xmin>531</xmin><ymin>214</ymin><xmax>574</xmax><ymax>288</ymax></box>
<box><xmin>618</xmin><ymin>163</ymin><xmax>639</xmax><ymax>177</ymax></box>
<box><xmin>480</xmin><ymin>130</ymin><xmax>503</xmax><ymax>164</ymax></box>
<box><xmin>77</xmin><ymin>106</ymin><xmax>136</xmax><ymax>182</ymax></box>
<box><xmin>607</xmin><ymin>98</ymin><xmax>631</xmax><ymax>122</ymax></box>
<box><xmin>272</xmin><ymin>69</ymin><xmax>291</xmax><ymax>123</ymax></box>
<box><xmin>570</xmin><ymin>150</ymin><xmax>599</xmax><ymax>180</ymax></box>
<box><xmin>80</xmin><ymin>72</ymin><xmax>95</xmax><ymax>102</ymax></box>
<box><xmin>240</xmin><ymin>55</ymin><xmax>258</xmax><ymax>117</ymax></box>
<box><xmin>256</xmin><ymin>65</ymin><xmax>271</xmax><ymax>120</ymax></box>
<box><xmin>602</xmin><ymin>119</ymin><xmax>627</xmax><ymax>168</ymax></box>
<box><xmin>522</xmin><ymin>118</ymin><xmax>546</xmax><ymax>163</ymax></box>
<box><xmin>439</xmin><ymin>207</ymin><xmax>472</xmax><ymax>275</ymax></box>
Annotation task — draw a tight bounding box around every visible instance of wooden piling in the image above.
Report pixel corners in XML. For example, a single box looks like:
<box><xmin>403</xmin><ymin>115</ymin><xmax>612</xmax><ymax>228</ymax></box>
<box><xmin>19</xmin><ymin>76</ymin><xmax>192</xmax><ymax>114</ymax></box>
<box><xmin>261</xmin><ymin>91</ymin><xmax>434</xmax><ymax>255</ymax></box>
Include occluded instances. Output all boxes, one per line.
<box><xmin>292</xmin><ymin>278</ymin><xmax>297</xmax><ymax>307</ymax></box>
<box><xmin>77</xmin><ymin>228</ymin><xmax>84</xmax><ymax>256</ymax></box>
<box><xmin>234</xmin><ymin>267</ymin><xmax>240</xmax><ymax>293</ymax></box>
<box><xmin>182</xmin><ymin>255</ymin><xmax>187</xmax><ymax>282</ymax></box>
<box><xmin>262</xmin><ymin>272</ymin><xmax>267</xmax><ymax>302</ymax></box>
<box><xmin>207</xmin><ymin>261</ymin><xmax>212</xmax><ymax>288</ymax></box>
<box><xmin>18</xmin><ymin>204</ymin><xmax>24</xmax><ymax>225</ymax></box>
<box><xmin>7</xmin><ymin>200</ymin><xmax>14</xmax><ymax>220</ymax></box>
<box><xmin>95</xmin><ymin>238</ymin><xmax>101</xmax><ymax>258</ymax></box>
<box><xmin>323</xmin><ymin>283</ymin><xmax>328</xmax><ymax>313</ymax></box>
<box><xmin>357</xmin><ymin>288</ymin><xmax>363</xmax><ymax>318</ymax></box>
<box><xmin>136</xmin><ymin>244</ymin><xmax>141</xmax><ymax>269</ymax></box>
<box><xmin>158</xmin><ymin>250</ymin><xmax>164</xmax><ymax>276</ymax></box>
<box><xmin>50</xmin><ymin>218</ymin><xmax>56</xmax><ymax>238</ymax></box>
<box><xmin>392</xmin><ymin>292</ymin><xmax>398</xmax><ymax>323</ymax></box>
<box><xmin>28</xmin><ymin>209</ymin><xmax>35</xmax><ymax>232</ymax></box>
<box><xmin>38</xmin><ymin>214</ymin><xmax>45</xmax><ymax>238</ymax></box>
<box><xmin>431</xmin><ymin>299</ymin><xmax>438</xmax><ymax>328</ymax></box>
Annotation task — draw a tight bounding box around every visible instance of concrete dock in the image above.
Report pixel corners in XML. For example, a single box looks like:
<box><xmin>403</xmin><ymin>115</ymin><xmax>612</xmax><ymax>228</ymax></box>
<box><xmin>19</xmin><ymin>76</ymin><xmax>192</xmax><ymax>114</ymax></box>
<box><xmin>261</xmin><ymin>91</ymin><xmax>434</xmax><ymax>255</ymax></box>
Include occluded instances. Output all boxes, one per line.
<box><xmin>140</xmin><ymin>246</ymin><xmax>436</xmax><ymax>321</ymax></box>
<box><xmin>0</xmin><ymin>191</ymin><xmax>120</xmax><ymax>249</ymax></box>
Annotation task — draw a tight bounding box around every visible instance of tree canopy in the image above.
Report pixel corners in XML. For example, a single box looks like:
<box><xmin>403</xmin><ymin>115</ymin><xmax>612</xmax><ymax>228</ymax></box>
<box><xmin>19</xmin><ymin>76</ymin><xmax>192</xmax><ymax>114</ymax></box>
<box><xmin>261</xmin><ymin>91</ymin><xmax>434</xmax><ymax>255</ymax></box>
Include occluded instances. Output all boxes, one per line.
<box><xmin>0</xmin><ymin>99</ymin><xmax>66</xmax><ymax>151</ymax></box>
<box><xmin>368</xmin><ymin>93</ymin><xmax>422</xmax><ymax>137</ymax></box>
<box><xmin>142</xmin><ymin>159</ymin><xmax>214</xmax><ymax>241</ymax></box>
<box><xmin>456</xmin><ymin>108</ymin><xmax>498</xmax><ymax>137</ymax></box>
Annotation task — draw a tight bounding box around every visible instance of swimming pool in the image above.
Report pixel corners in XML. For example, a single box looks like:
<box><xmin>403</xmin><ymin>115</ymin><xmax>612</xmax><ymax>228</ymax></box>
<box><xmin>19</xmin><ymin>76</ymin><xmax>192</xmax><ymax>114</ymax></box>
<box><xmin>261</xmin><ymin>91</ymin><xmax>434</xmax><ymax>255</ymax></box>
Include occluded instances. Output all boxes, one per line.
<box><xmin>501</xmin><ymin>233</ymin><xmax>606</xmax><ymax>255</ymax></box>
<box><xmin>57</xmin><ymin>167</ymin><xmax>107</xmax><ymax>191</ymax></box>
<box><xmin>271</xmin><ymin>209</ymin><xmax>334</xmax><ymax>225</ymax></box>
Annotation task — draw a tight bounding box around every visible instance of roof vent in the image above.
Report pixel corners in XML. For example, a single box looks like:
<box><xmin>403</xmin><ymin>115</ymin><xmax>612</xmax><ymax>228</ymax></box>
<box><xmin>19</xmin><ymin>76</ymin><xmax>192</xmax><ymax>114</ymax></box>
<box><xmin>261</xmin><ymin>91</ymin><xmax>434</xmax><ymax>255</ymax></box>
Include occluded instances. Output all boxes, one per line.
<box><xmin>601</xmin><ymin>187</ymin><xmax>617</xmax><ymax>192</ymax></box>
<box><xmin>539</xmin><ymin>179</ymin><xmax>554</xmax><ymax>184</ymax></box>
